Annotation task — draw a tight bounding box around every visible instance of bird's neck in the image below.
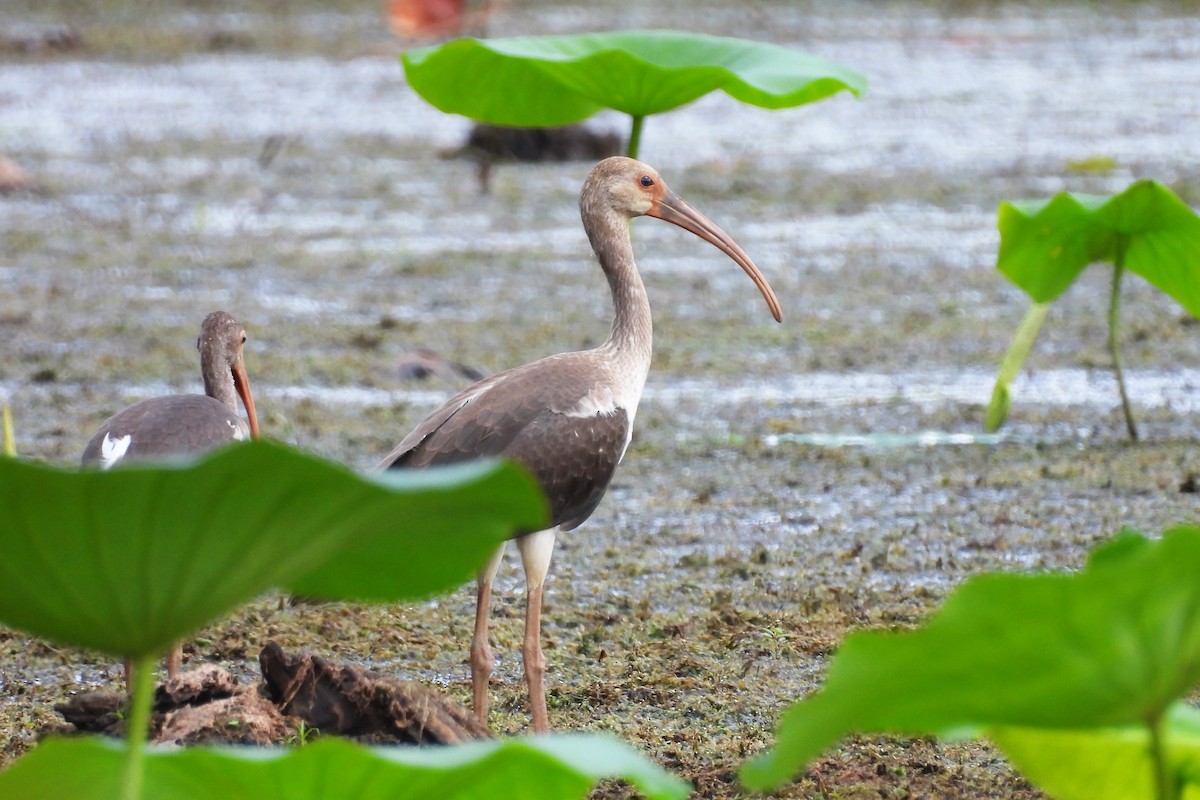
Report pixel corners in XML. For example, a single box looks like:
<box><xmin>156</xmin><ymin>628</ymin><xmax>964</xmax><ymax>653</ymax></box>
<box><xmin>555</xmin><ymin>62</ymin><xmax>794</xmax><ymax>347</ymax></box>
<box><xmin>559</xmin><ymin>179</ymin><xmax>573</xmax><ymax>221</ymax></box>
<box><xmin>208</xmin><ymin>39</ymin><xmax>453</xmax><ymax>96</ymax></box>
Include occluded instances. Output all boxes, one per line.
<box><xmin>201</xmin><ymin>359</ymin><xmax>239</xmax><ymax>413</ymax></box>
<box><xmin>589</xmin><ymin>215</ymin><xmax>653</xmax><ymax>378</ymax></box>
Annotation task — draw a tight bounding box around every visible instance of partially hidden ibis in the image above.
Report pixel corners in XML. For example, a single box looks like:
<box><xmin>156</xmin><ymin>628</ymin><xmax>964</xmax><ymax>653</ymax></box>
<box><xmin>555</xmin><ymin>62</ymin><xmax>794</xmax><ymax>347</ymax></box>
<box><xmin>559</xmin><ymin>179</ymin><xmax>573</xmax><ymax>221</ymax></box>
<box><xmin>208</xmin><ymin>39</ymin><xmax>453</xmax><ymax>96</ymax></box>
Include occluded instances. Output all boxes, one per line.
<box><xmin>379</xmin><ymin>156</ymin><xmax>781</xmax><ymax>732</ymax></box>
<box><xmin>81</xmin><ymin>310</ymin><xmax>261</xmax><ymax>685</ymax></box>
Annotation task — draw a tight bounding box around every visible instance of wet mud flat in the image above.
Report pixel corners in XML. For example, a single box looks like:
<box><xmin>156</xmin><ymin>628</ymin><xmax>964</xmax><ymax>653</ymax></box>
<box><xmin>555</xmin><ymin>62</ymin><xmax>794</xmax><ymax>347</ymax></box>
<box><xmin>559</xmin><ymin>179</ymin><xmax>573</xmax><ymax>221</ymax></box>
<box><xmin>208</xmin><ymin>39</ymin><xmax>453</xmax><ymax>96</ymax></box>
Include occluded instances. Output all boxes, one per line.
<box><xmin>2</xmin><ymin>1</ymin><xmax>1200</xmax><ymax>797</ymax></box>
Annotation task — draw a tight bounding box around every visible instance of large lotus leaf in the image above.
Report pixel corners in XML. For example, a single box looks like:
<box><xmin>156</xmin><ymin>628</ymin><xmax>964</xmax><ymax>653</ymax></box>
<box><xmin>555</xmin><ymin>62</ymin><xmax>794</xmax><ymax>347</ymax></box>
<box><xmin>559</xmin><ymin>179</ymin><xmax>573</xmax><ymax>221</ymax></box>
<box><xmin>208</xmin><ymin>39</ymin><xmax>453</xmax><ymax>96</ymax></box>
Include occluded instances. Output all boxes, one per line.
<box><xmin>989</xmin><ymin>704</ymin><xmax>1200</xmax><ymax>800</ymax></box>
<box><xmin>0</xmin><ymin>734</ymin><xmax>689</xmax><ymax>800</ymax></box>
<box><xmin>285</xmin><ymin>463</ymin><xmax>547</xmax><ymax>601</ymax></box>
<box><xmin>402</xmin><ymin>30</ymin><xmax>867</xmax><ymax>126</ymax></box>
<box><xmin>0</xmin><ymin>441</ymin><xmax>544</xmax><ymax>659</ymax></box>
<box><xmin>997</xmin><ymin>180</ymin><xmax>1200</xmax><ymax>315</ymax></box>
<box><xmin>742</xmin><ymin>526</ymin><xmax>1200</xmax><ymax>791</ymax></box>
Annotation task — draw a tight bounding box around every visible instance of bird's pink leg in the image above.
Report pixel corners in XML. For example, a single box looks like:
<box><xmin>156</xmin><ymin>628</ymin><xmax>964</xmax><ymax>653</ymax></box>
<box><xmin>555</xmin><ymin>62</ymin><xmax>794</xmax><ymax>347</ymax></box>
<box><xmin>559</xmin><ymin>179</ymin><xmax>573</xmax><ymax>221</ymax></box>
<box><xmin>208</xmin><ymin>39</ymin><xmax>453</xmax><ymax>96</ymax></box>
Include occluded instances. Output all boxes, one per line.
<box><xmin>517</xmin><ymin>528</ymin><xmax>557</xmax><ymax>733</ymax></box>
<box><xmin>166</xmin><ymin>642</ymin><xmax>182</xmax><ymax>677</ymax></box>
<box><xmin>124</xmin><ymin>643</ymin><xmax>181</xmax><ymax>693</ymax></box>
<box><xmin>471</xmin><ymin>543</ymin><xmax>506</xmax><ymax>725</ymax></box>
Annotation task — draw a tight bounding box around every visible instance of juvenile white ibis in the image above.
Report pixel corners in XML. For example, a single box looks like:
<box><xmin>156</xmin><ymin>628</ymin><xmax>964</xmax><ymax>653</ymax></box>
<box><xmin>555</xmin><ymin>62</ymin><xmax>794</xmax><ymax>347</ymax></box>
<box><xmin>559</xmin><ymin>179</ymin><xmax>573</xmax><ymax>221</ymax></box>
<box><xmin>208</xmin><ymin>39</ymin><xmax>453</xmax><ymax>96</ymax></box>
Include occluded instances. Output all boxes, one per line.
<box><xmin>379</xmin><ymin>156</ymin><xmax>781</xmax><ymax>732</ymax></box>
<box><xmin>81</xmin><ymin>310</ymin><xmax>260</xmax><ymax>683</ymax></box>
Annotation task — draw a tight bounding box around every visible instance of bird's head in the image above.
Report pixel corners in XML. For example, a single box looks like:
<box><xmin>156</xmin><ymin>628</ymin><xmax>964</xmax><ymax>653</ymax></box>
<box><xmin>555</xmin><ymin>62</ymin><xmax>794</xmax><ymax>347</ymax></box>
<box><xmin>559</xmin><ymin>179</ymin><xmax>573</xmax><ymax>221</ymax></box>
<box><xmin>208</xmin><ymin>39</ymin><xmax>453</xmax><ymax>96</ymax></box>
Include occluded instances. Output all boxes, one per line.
<box><xmin>199</xmin><ymin>311</ymin><xmax>261</xmax><ymax>439</ymax></box>
<box><xmin>582</xmin><ymin>156</ymin><xmax>666</xmax><ymax>219</ymax></box>
<box><xmin>581</xmin><ymin>156</ymin><xmax>782</xmax><ymax>323</ymax></box>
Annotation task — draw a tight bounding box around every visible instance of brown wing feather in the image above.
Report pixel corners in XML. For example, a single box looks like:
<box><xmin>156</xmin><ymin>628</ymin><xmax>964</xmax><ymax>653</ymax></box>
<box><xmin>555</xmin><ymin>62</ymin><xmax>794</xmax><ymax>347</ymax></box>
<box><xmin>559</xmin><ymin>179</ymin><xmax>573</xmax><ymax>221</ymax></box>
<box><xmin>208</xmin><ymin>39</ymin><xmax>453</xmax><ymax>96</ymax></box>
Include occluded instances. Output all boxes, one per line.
<box><xmin>81</xmin><ymin>395</ymin><xmax>246</xmax><ymax>466</ymax></box>
<box><xmin>377</xmin><ymin>370</ymin><xmax>510</xmax><ymax>468</ymax></box>
<box><xmin>381</xmin><ymin>355</ymin><xmax>630</xmax><ymax>530</ymax></box>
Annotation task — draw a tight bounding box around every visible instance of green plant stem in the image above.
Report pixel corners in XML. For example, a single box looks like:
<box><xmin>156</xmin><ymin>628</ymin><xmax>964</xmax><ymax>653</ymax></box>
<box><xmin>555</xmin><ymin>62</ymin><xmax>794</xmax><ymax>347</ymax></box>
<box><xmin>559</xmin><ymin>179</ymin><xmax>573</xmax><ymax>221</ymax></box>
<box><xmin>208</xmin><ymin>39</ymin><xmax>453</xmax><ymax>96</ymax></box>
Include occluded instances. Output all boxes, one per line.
<box><xmin>121</xmin><ymin>654</ymin><xmax>157</xmax><ymax>800</ymax></box>
<box><xmin>1148</xmin><ymin>711</ymin><xmax>1178</xmax><ymax>800</ymax></box>
<box><xmin>985</xmin><ymin>301</ymin><xmax>1050</xmax><ymax>432</ymax></box>
<box><xmin>1</xmin><ymin>403</ymin><xmax>13</xmax><ymax>457</ymax></box>
<box><xmin>626</xmin><ymin>114</ymin><xmax>644</xmax><ymax>159</ymax></box>
<box><xmin>1108</xmin><ymin>243</ymin><xmax>1139</xmax><ymax>441</ymax></box>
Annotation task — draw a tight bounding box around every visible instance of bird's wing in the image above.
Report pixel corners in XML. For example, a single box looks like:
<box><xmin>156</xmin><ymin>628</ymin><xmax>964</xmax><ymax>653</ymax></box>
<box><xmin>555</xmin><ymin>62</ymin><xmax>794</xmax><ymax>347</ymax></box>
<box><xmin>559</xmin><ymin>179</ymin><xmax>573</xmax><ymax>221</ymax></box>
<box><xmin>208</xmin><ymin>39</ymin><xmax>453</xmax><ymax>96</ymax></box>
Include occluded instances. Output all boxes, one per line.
<box><xmin>81</xmin><ymin>395</ymin><xmax>247</xmax><ymax>466</ymax></box>
<box><xmin>380</xmin><ymin>355</ymin><xmax>631</xmax><ymax>530</ymax></box>
<box><xmin>376</xmin><ymin>369</ymin><xmax>512</xmax><ymax>468</ymax></box>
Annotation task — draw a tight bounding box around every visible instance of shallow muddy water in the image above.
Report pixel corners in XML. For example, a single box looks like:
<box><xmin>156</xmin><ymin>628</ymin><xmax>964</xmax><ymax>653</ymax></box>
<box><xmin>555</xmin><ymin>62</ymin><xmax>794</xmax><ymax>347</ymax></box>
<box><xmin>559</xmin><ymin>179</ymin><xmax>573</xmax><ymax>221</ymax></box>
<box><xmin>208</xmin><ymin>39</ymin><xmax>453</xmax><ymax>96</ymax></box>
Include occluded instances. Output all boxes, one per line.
<box><xmin>1</xmin><ymin>1</ymin><xmax>1198</xmax><ymax>797</ymax></box>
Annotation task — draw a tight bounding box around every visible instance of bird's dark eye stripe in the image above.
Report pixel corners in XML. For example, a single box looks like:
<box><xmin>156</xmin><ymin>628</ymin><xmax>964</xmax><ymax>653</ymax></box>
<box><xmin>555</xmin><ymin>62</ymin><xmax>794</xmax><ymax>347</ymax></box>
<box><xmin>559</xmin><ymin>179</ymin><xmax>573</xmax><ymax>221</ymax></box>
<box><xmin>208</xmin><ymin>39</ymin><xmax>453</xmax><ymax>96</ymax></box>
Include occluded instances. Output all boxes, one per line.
<box><xmin>640</xmin><ymin>175</ymin><xmax>653</xmax><ymax>187</ymax></box>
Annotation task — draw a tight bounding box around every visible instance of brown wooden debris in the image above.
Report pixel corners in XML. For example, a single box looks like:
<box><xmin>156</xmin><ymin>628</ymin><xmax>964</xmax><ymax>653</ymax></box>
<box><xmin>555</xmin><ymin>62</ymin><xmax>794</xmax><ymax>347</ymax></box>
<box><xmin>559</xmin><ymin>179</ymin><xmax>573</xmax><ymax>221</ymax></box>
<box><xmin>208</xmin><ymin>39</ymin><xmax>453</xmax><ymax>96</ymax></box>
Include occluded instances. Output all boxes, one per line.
<box><xmin>151</xmin><ymin>664</ymin><xmax>288</xmax><ymax>746</ymax></box>
<box><xmin>53</xmin><ymin>645</ymin><xmax>488</xmax><ymax>747</ymax></box>
<box><xmin>157</xmin><ymin>690</ymin><xmax>289</xmax><ymax>746</ymax></box>
<box><xmin>53</xmin><ymin>691</ymin><xmax>125</xmax><ymax>733</ymax></box>
<box><xmin>259</xmin><ymin>641</ymin><xmax>491</xmax><ymax>745</ymax></box>
<box><xmin>154</xmin><ymin>663</ymin><xmax>239</xmax><ymax>711</ymax></box>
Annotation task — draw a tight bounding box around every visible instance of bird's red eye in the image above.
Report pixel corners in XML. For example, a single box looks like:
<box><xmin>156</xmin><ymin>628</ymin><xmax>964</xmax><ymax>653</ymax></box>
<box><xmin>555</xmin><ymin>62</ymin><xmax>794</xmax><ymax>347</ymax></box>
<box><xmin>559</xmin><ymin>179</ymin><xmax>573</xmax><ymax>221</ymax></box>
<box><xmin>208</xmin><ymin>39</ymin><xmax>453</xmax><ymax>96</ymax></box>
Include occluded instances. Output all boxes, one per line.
<box><xmin>639</xmin><ymin>175</ymin><xmax>654</xmax><ymax>187</ymax></box>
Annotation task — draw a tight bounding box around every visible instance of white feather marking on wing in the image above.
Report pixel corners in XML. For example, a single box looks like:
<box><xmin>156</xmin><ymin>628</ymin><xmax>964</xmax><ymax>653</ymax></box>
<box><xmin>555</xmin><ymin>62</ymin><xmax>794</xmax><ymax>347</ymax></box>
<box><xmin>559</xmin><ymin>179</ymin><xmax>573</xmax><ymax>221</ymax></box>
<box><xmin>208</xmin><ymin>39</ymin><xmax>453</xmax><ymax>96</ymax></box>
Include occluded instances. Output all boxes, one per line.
<box><xmin>229</xmin><ymin>419</ymin><xmax>246</xmax><ymax>440</ymax></box>
<box><xmin>99</xmin><ymin>433</ymin><xmax>132</xmax><ymax>469</ymax></box>
<box><xmin>563</xmin><ymin>384</ymin><xmax>619</xmax><ymax>418</ymax></box>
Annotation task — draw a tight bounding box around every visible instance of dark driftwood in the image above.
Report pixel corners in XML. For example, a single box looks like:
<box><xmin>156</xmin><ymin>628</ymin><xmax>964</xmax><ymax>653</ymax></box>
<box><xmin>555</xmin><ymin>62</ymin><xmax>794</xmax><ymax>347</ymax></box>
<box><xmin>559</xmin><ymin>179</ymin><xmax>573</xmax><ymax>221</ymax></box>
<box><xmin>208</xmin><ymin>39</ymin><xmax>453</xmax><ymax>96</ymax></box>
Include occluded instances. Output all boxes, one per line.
<box><xmin>53</xmin><ymin>691</ymin><xmax>125</xmax><ymax>733</ymax></box>
<box><xmin>259</xmin><ymin>641</ymin><xmax>491</xmax><ymax>745</ymax></box>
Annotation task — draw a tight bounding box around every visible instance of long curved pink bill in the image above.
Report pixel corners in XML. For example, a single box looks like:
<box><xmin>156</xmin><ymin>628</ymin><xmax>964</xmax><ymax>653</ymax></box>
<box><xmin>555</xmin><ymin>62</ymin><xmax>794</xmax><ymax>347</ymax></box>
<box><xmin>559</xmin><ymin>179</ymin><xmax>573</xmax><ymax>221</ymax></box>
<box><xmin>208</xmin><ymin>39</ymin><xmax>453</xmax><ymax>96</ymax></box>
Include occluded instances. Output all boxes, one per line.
<box><xmin>648</xmin><ymin>192</ymin><xmax>782</xmax><ymax>323</ymax></box>
<box><xmin>232</xmin><ymin>364</ymin><xmax>260</xmax><ymax>439</ymax></box>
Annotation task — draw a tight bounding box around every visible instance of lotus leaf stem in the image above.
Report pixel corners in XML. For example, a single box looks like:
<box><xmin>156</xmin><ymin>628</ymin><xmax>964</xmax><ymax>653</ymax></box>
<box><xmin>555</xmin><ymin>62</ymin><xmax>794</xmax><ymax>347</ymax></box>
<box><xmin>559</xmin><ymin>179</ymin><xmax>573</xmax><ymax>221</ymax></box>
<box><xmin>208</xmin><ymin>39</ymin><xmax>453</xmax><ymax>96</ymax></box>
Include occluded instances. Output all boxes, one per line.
<box><xmin>1</xmin><ymin>404</ymin><xmax>13</xmax><ymax>457</ymax></box>
<box><xmin>1109</xmin><ymin>242</ymin><xmax>1138</xmax><ymax>440</ymax></box>
<box><xmin>1148</xmin><ymin>711</ymin><xmax>1179</xmax><ymax>800</ymax></box>
<box><xmin>627</xmin><ymin>114</ymin><xmax>645</xmax><ymax>159</ymax></box>
<box><xmin>121</xmin><ymin>654</ymin><xmax>157</xmax><ymax>800</ymax></box>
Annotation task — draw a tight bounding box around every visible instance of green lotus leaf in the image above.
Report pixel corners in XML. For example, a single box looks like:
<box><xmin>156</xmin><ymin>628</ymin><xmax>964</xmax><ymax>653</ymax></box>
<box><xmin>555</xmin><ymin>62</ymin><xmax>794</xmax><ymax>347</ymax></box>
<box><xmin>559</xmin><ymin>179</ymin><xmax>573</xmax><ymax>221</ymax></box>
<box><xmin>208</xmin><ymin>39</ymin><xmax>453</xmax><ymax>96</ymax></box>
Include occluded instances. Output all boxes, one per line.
<box><xmin>0</xmin><ymin>440</ymin><xmax>544</xmax><ymax>660</ymax></box>
<box><xmin>285</xmin><ymin>462</ymin><xmax>548</xmax><ymax>601</ymax></box>
<box><xmin>990</xmin><ymin>704</ymin><xmax>1200</xmax><ymax>800</ymax></box>
<box><xmin>998</xmin><ymin>180</ymin><xmax>1200</xmax><ymax>316</ymax></box>
<box><xmin>742</xmin><ymin>525</ymin><xmax>1200</xmax><ymax>791</ymax></box>
<box><xmin>402</xmin><ymin>30</ymin><xmax>866</xmax><ymax>127</ymax></box>
<box><xmin>0</xmin><ymin>734</ymin><xmax>689</xmax><ymax>800</ymax></box>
